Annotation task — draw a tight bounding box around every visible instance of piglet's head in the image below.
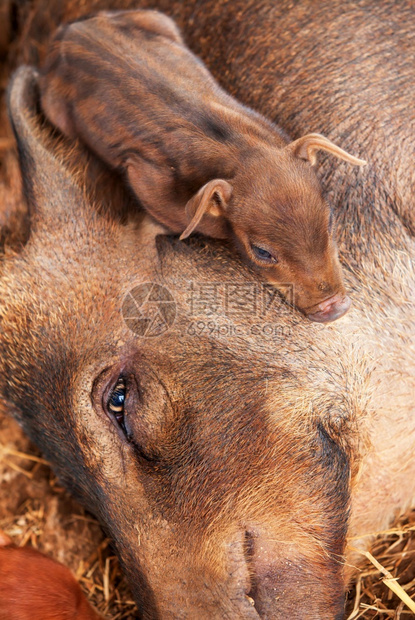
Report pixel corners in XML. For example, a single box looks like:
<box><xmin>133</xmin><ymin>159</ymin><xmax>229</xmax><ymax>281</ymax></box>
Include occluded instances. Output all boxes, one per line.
<box><xmin>181</xmin><ymin>134</ymin><xmax>366</xmax><ymax>323</ymax></box>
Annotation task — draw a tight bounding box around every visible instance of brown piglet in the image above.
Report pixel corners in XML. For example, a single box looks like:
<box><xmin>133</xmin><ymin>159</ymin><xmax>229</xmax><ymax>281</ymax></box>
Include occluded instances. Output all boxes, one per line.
<box><xmin>39</xmin><ymin>9</ymin><xmax>366</xmax><ymax>322</ymax></box>
<box><xmin>0</xmin><ymin>531</ymin><xmax>101</xmax><ymax>620</ymax></box>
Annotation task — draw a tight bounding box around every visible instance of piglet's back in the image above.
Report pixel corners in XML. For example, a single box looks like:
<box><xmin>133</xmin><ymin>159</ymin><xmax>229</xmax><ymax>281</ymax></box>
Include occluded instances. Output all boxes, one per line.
<box><xmin>40</xmin><ymin>10</ymin><xmax>284</xmax><ymax>189</ymax></box>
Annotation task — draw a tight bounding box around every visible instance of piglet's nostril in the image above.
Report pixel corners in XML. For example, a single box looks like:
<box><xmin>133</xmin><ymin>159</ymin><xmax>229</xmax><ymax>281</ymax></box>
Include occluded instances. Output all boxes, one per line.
<box><xmin>318</xmin><ymin>281</ymin><xmax>332</xmax><ymax>293</ymax></box>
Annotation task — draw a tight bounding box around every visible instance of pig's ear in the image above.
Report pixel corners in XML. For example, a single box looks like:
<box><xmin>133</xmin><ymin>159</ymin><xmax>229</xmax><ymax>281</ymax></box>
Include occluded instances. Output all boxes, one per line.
<box><xmin>289</xmin><ymin>133</ymin><xmax>367</xmax><ymax>167</ymax></box>
<box><xmin>8</xmin><ymin>65</ymin><xmax>85</xmax><ymax>227</ymax></box>
<box><xmin>180</xmin><ymin>179</ymin><xmax>232</xmax><ymax>240</ymax></box>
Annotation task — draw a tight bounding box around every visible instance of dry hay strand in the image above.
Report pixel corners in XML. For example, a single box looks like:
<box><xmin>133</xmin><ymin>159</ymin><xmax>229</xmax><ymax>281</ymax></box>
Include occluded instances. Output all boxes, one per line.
<box><xmin>346</xmin><ymin>509</ymin><xmax>415</xmax><ymax>619</ymax></box>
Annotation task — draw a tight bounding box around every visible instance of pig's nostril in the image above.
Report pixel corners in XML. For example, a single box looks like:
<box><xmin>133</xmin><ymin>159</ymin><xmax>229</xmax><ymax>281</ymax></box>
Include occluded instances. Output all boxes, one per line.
<box><xmin>246</xmin><ymin>594</ymin><xmax>256</xmax><ymax>607</ymax></box>
<box><xmin>244</xmin><ymin>531</ymin><xmax>259</xmax><ymax>612</ymax></box>
<box><xmin>244</xmin><ymin>530</ymin><xmax>255</xmax><ymax>561</ymax></box>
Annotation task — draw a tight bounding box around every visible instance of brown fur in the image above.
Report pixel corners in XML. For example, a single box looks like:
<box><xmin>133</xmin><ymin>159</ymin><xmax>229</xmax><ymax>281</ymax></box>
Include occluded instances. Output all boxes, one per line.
<box><xmin>0</xmin><ymin>1</ymin><xmax>414</xmax><ymax>619</ymax></box>
<box><xmin>38</xmin><ymin>10</ymin><xmax>365</xmax><ymax>321</ymax></box>
<box><xmin>0</xmin><ymin>532</ymin><xmax>101</xmax><ymax>620</ymax></box>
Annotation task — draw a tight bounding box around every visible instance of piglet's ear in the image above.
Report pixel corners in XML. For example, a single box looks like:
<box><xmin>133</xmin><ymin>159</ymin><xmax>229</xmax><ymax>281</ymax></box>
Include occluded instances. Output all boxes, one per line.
<box><xmin>289</xmin><ymin>133</ymin><xmax>367</xmax><ymax>166</ymax></box>
<box><xmin>180</xmin><ymin>179</ymin><xmax>232</xmax><ymax>240</ymax></box>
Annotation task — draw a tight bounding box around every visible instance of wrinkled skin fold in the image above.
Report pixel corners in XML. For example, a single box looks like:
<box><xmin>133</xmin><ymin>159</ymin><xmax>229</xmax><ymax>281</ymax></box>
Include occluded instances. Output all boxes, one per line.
<box><xmin>0</xmin><ymin>1</ymin><xmax>415</xmax><ymax>618</ymax></box>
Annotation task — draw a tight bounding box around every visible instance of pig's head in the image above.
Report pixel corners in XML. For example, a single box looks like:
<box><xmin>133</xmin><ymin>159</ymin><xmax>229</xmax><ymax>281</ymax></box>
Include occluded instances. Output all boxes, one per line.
<box><xmin>0</xmin><ymin>67</ymin><xmax>366</xmax><ymax>619</ymax></box>
<box><xmin>181</xmin><ymin>135</ymin><xmax>366</xmax><ymax>323</ymax></box>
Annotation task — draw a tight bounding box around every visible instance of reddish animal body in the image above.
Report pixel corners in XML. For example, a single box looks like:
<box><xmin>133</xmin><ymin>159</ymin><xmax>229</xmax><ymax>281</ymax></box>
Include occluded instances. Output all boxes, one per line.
<box><xmin>39</xmin><ymin>10</ymin><xmax>365</xmax><ymax>322</ymax></box>
<box><xmin>0</xmin><ymin>533</ymin><xmax>100</xmax><ymax>620</ymax></box>
<box><xmin>0</xmin><ymin>1</ymin><xmax>414</xmax><ymax>619</ymax></box>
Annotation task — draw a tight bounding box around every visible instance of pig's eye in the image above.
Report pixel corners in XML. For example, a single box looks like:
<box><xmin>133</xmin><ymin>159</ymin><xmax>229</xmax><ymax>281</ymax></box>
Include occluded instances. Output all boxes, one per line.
<box><xmin>251</xmin><ymin>245</ymin><xmax>278</xmax><ymax>264</ymax></box>
<box><xmin>107</xmin><ymin>376</ymin><xmax>127</xmax><ymax>432</ymax></box>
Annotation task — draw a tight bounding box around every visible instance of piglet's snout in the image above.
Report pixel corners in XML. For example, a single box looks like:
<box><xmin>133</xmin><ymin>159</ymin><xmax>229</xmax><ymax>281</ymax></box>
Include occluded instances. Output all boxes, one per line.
<box><xmin>306</xmin><ymin>293</ymin><xmax>351</xmax><ymax>323</ymax></box>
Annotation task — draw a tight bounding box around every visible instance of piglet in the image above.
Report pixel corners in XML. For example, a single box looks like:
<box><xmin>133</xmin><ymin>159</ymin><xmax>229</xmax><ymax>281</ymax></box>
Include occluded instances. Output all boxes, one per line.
<box><xmin>39</xmin><ymin>9</ymin><xmax>366</xmax><ymax>322</ymax></box>
<box><xmin>0</xmin><ymin>531</ymin><xmax>102</xmax><ymax>620</ymax></box>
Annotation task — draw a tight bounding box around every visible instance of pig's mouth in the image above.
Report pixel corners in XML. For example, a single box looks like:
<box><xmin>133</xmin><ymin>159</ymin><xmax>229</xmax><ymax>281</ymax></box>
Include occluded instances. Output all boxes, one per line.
<box><xmin>305</xmin><ymin>293</ymin><xmax>351</xmax><ymax>323</ymax></box>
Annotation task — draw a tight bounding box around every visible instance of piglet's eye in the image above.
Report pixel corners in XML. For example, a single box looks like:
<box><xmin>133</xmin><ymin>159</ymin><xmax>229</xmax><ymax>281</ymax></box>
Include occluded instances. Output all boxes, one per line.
<box><xmin>251</xmin><ymin>245</ymin><xmax>278</xmax><ymax>264</ymax></box>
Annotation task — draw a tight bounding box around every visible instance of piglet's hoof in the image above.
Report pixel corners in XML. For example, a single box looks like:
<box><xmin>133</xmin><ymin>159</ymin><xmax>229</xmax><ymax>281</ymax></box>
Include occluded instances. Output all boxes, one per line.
<box><xmin>0</xmin><ymin>534</ymin><xmax>102</xmax><ymax>620</ymax></box>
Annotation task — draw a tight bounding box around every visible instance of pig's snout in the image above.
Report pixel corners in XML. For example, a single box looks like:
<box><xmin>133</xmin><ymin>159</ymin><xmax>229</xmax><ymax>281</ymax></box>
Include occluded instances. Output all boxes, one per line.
<box><xmin>306</xmin><ymin>294</ymin><xmax>351</xmax><ymax>323</ymax></box>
